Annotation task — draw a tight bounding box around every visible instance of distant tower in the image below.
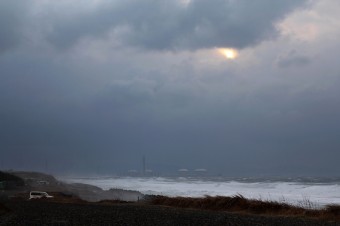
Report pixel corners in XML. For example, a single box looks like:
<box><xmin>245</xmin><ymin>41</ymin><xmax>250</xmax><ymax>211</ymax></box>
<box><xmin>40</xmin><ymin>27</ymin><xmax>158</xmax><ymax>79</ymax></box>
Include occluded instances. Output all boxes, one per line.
<box><xmin>143</xmin><ymin>155</ymin><xmax>146</xmax><ymax>175</ymax></box>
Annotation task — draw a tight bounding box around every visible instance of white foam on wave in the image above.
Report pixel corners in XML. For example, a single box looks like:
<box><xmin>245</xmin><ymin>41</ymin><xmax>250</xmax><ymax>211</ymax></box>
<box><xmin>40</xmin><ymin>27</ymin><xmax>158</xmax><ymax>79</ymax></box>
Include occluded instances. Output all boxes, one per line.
<box><xmin>61</xmin><ymin>176</ymin><xmax>340</xmax><ymax>207</ymax></box>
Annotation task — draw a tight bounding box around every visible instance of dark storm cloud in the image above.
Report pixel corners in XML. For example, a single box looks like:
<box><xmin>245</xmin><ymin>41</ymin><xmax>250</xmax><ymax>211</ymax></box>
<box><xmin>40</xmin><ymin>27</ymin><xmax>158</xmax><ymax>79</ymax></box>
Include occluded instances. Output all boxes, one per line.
<box><xmin>3</xmin><ymin>0</ymin><xmax>340</xmax><ymax>177</ymax></box>
<box><xmin>45</xmin><ymin>0</ymin><xmax>307</xmax><ymax>50</ymax></box>
<box><xmin>2</xmin><ymin>50</ymin><xmax>340</xmax><ymax>175</ymax></box>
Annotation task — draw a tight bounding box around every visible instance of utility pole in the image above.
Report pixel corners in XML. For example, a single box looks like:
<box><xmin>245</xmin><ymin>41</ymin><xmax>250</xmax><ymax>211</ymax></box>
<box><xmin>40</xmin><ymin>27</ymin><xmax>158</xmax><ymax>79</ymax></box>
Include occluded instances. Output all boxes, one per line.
<box><xmin>45</xmin><ymin>159</ymin><xmax>48</xmax><ymax>173</ymax></box>
<box><xmin>142</xmin><ymin>155</ymin><xmax>146</xmax><ymax>176</ymax></box>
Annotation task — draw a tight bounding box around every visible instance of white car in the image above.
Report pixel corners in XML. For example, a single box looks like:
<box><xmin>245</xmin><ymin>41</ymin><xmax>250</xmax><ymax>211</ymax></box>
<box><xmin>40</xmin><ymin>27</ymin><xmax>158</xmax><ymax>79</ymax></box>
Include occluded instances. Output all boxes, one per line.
<box><xmin>29</xmin><ymin>191</ymin><xmax>54</xmax><ymax>199</ymax></box>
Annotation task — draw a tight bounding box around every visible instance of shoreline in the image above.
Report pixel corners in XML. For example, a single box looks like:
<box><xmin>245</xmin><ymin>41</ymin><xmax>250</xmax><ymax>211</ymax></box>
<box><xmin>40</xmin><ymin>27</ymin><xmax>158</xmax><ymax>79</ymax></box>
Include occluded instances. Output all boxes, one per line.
<box><xmin>1</xmin><ymin>171</ymin><xmax>340</xmax><ymax>225</ymax></box>
<box><xmin>59</xmin><ymin>174</ymin><xmax>340</xmax><ymax>208</ymax></box>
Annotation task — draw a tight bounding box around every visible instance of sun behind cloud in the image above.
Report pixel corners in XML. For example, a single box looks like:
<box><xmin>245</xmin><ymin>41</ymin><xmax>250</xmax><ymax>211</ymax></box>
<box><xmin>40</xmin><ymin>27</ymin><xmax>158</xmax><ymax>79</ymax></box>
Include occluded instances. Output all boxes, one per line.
<box><xmin>218</xmin><ymin>48</ymin><xmax>238</xmax><ymax>60</ymax></box>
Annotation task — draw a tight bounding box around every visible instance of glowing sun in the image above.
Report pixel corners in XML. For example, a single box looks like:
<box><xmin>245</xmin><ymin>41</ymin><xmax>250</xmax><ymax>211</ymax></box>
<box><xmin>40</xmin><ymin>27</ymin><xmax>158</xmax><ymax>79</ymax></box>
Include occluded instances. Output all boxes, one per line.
<box><xmin>218</xmin><ymin>48</ymin><xmax>238</xmax><ymax>60</ymax></box>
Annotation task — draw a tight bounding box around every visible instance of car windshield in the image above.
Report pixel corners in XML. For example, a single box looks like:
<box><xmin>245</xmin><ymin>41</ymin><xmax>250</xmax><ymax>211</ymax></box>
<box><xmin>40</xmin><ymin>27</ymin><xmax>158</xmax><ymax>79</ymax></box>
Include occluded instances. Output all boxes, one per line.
<box><xmin>31</xmin><ymin>192</ymin><xmax>47</xmax><ymax>195</ymax></box>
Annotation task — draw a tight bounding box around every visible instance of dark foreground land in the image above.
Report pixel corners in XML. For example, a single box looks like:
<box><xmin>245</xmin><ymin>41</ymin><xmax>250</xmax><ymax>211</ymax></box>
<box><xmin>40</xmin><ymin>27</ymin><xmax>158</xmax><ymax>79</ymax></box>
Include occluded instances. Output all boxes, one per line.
<box><xmin>1</xmin><ymin>199</ymin><xmax>339</xmax><ymax>226</ymax></box>
<box><xmin>1</xmin><ymin>171</ymin><xmax>340</xmax><ymax>226</ymax></box>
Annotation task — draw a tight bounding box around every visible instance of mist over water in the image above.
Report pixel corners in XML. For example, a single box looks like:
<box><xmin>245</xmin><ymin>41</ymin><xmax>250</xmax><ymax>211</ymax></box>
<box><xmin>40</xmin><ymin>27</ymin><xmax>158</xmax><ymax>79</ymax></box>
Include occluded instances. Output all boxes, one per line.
<box><xmin>60</xmin><ymin>176</ymin><xmax>340</xmax><ymax>208</ymax></box>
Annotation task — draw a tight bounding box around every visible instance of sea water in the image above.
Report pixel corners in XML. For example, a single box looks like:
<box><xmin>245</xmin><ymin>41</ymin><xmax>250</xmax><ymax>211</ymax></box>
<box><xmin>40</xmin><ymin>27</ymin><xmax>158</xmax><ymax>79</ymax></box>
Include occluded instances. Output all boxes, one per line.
<box><xmin>60</xmin><ymin>176</ymin><xmax>340</xmax><ymax>207</ymax></box>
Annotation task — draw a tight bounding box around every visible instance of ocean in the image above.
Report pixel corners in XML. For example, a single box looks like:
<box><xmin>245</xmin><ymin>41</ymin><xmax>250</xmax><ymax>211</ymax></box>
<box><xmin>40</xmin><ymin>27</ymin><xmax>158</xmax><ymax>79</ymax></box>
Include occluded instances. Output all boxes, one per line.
<box><xmin>60</xmin><ymin>176</ymin><xmax>340</xmax><ymax>208</ymax></box>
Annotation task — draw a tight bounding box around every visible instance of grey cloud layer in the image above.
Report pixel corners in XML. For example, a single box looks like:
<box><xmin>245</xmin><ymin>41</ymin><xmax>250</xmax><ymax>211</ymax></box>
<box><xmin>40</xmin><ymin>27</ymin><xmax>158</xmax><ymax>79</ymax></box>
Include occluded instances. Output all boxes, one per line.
<box><xmin>3</xmin><ymin>0</ymin><xmax>340</xmax><ymax>176</ymax></box>
<box><xmin>0</xmin><ymin>1</ymin><xmax>30</xmax><ymax>53</ymax></box>
<box><xmin>1</xmin><ymin>0</ymin><xmax>306</xmax><ymax>51</ymax></box>
<box><xmin>48</xmin><ymin>0</ymin><xmax>306</xmax><ymax>50</ymax></box>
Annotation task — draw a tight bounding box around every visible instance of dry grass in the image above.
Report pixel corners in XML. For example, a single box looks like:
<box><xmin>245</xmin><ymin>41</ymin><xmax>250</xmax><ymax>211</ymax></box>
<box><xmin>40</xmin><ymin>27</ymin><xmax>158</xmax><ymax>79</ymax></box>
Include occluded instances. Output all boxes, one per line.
<box><xmin>96</xmin><ymin>199</ymin><xmax>132</xmax><ymax>205</ymax></box>
<box><xmin>149</xmin><ymin>195</ymin><xmax>340</xmax><ymax>221</ymax></box>
<box><xmin>5</xmin><ymin>190</ymin><xmax>340</xmax><ymax>221</ymax></box>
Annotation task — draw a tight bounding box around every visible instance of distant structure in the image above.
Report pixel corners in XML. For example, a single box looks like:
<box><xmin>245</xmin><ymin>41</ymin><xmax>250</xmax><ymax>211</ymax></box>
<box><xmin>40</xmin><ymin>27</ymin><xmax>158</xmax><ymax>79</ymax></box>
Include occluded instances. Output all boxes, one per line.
<box><xmin>142</xmin><ymin>155</ymin><xmax>146</xmax><ymax>175</ymax></box>
<box><xmin>145</xmin><ymin>169</ymin><xmax>153</xmax><ymax>176</ymax></box>
<box><xmin>194</xmin><ymin>168</ymin><xmax>207</xmax><ymax>172</ymax></box>
<box><xmin>178</xmin><ymin>168</ymin><xmax>189</xmax><ymax>176</ymax></box>
<box><xmin>128</xmin><ymin>169</ymin><xmax>138</xmax><ymax>176</ymax></box>
<box><xmin>194</xmin><ymin>168</ymin><xmax>207</xmax><ymax>176</ymax></box>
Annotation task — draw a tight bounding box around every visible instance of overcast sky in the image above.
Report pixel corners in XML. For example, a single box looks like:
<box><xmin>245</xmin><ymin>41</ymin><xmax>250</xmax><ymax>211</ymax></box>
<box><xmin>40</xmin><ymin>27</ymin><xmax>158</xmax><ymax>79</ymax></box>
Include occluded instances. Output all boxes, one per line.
<box><xmin>1</xmin><ymin>0</ymin><xmax>340</xmax><ymax>176</ymax></box>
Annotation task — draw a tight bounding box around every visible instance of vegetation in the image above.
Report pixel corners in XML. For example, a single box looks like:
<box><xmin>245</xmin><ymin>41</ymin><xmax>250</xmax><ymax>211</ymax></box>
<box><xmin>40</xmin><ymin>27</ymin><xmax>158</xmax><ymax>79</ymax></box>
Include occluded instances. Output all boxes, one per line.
<box><xmin>149</xmin><ymin>195</ymin><xmax>340</xmax><ymax>221</ymax></box>
<box><xmin>0</xmin><ymin>171</ymin><xmax>25</xmax><ymax>189</ymax></box>
<box><xmin>0</xmin><ymin>202</ymin><xmax>11</xmax><ymax>214</ymax></box>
